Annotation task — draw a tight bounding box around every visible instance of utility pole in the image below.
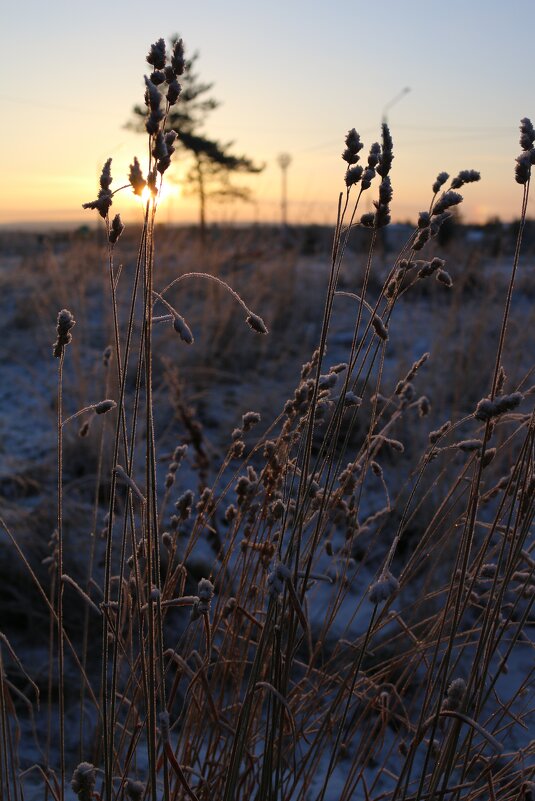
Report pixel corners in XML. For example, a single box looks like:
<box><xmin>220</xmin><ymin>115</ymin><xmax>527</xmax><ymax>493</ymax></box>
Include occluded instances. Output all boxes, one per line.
<box><xmin>277</xmin><ymin>153</ymin><xmax>292</xmax><ymax>227</ymax></box>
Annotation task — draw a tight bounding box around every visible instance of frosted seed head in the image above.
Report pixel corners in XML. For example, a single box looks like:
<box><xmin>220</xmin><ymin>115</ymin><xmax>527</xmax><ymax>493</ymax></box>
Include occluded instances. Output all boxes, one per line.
<box><xmin>343</xmin><ymin>391</ymin><xmax>362</xmax><ymax>408</ymax></box>
<box><xmin>126</xmin><ymin>780</ymin><xmax>145</xmax><ymax>801</ymax></box>
<box><xmin>360</xmin><ymin>212</ymin><xmax>375</xmax><ymax>227</ymax></box>
<box><xmin>432</xmin><ymin>171</ymin><xmax>449</xmax><ymax>194</ymax></box>
<box><xmin>146</xmin><ymin>38</ymin><xmax>166</xmax><ymax>70</ymax></box>
<box><xmin>267</xmin><ymin>560</ymin><xmax>291</xmax><ymax>599</ymax></box>
<box><xmin>198</xmin><ymin>577</ymin><xmax>214</xmax><ymax>601</ymax></box>
<box><xmin>165</xmin><ymin>472</ymin><xmax>175</xmax><ymax>489</ymax></box>
<box><xmin>99</xmin><ymin>158</ymin><xmax>112</xmax><ymax>192</ymax></box>
<box><xmin>165</xmin><ymin>129</ymin><xmax>178</xmax><ymax>148</ymax></box>
<box><xmin>173</xmin><ymin>314</ymin><xmax>194</xmax><ymax>344</ymax></box>
<box><xmin>442</xmin><ymin>677</ymin><xmax>466</xmax><ymax>711</ymax></box>
<box><xmin>432</xmin><ymin>190</ymin><xmax>463</xmax><ymax>216</ymax></box>
<box><xmin>129</xmin><ymin>157</ymin><xmax>146</xmax><ymax>196</ymax></box>
<box><xmin>171</xmin><ymin>38</ymin><xmax>186</xmax><ymax>76</ymax></box>
<box><xmin>319</xmin><ymin>372</ymin><xmax>337</xmax><ymax>390</ymax></box>
<box><xmin>162</xmin><ymin>532</ymin><xmax>173</xmax><ymax>549</ymax></box>
<box><xmin>109</xmin><ymin>213</ymin><xmax>124</xmax><ymax>245</ymax></box>
<box><xmin>519</xmin><ymin>118</ymin><xmax>535</xmax><ymax>151</ymax></box>
<box><xmin>79</xmin><ymin>420</ymin><xmax>91</xmax><ymax>438</ymax></box>
<box><xmin>230</xmin><ymin>439</ymin><xmax>245</xmax><ymax>459</ymax></box>
<box><xmin>515</xmin><ymin>151</ymin><xmax>531</xmax><ymax>185</ymax></box>
<box><xmin>436</xmin><ymin>268</ymin><xmax>453</xmax><ymax>287</ymax></box>
<box><xmin>82</xmin><ymin>188</ymin><xmax>112</xmax><ymax>218</ymax></box>
<box><xmin>149</xmin><ymin>70</ymin><xmax>166</xmax><ymax>86</ymax></box>
<box><xmin>71</xmin><ymin>762</ymin><xmax>96</xmax><ymax>800</ymax></box>
<box><xmin>413</xmin><ymin>226</ymin><xmax>431</xmax><ymax>250</ymax></box>
<box><xmin>480</xmin><ymin>447</ymin><xmax>496</xmax><ymax>468</ymax></box>
<box><xmin>56</xmin><ymin>308</ymin><xmax>75</xmax><ymax>338</ymax></box>
<box><xmin>172</xmin><ymin>444</ymin><xmax>188</xmax><ymax>463</ymax></box>
<box><xmin>418</xmin><ymin>396</ymin><xmax>431</xmax><ymax>417</ymax></box>
<box><xmin>376</xmin><ymin>123</ymin><xmax>394</xmax><ymax>178</ymax></box>
<box><xmin>429</xmin><ymin>420</ymin><xmax>451</xmax><ymax>444</ymax></box>
<box><xmin>342</xmin><ymin>128</ymin><xmax>363</xmax><ymax>164</ymax></box>
<box><xmin>378</xmin><ymin>176</ymin><xmax>393</xmax><ymax>205</ymax></box>
<box><xmin>94</xmin><ymin>399</ymin><xmax>117</xmax><ymax>415</ymax></box>
<box><xmin>53</xmin><ymin>309</ymin><xmax>76</xmax><ymax>357</ymax></box>
<box><xmin>144</xmin><ymin>75</ymin><xmax>162</xmax><ymax>113</ymax></box>
<box><xmin>345</xmin><ymin>164</ymin><xmax>363</xmax><ymax>187</ymax></box>
<box><xmin>361</xmin><ymin>167</ymin><xmax>376</xmax><ymax>190</ymax></box>
<box><xmin>175</xmin><ymin>489</ymin><xmax>194</xmax><ymax>521</ymax></box>
<box><xmin>246</xmin><ymin>312</ymin><xmax>268</xmax><ymax>334</ymax></box>
<box><xmin>167</xmin><ymin>80</ymin><xmax>182</xmax><ymax>105</ymax></box>
<box><xmin>474</xmin><ymin>392</ymin><xmax>523</xmax><ymax>421</ymax></box>
<box><xmin>372</xmin><ymin>315</ymin><xmax>388</xmax><ymax>341</ymax></box>
<box><xmin>450</xmin><ymin>169</ymin><xmax>480</xmax><ymax>189</ymax></box>
<box><xmin>418</xmin><ymin>211</ymin><xmax>430</xmax><ymax>228</ymax></box>
<box><xmin>152</xmin><ymin>132</ymin><xmax>168</xmax><ymax>161</ymax></box>
<box><xmin>369</xmin><ymin>570</ymin><xmax>399</xmax><ymax>604</ymax></box>
<box><xmin>405</xmin><ymin>351</ymin><xmax>430</xmax><ymax>380</ymax></box>
<box><xmin>242</xmin><ymin>411</ymin><xmax>261</xmax><ymax>431</ymax></box>
<box><xmin>367</xmin><ymin>141</ymin><xmax>381</xmax><ymax>169</ymax></box>
<box><xmin>330</xmin><ymin>362</ymin><xmax>348</xmax><ymax>374</ymax></box>
<box><xmin>457</xmin><ymin>439</ymin><xmax>483</xmax><ymax>453</ymax></box>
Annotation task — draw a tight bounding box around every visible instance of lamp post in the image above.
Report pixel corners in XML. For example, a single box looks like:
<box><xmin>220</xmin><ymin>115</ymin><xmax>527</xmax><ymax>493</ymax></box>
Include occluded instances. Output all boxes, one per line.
<box><xmin>277</xmin><ymin>153</ymin><xmax>292</xmax><ymax>228</ymax></box>
<box><xmin>382</xmin><ymin>87</ymin><xmax>411</xmax><ymax>124</ymax></box>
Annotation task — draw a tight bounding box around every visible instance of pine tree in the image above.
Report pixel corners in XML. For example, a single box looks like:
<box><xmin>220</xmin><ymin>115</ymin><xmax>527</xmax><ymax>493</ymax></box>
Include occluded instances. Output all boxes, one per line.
<box><xmin>128</xmin><ymin>36</ymin><xmax>263</xmax><ymax>238</ymax></box>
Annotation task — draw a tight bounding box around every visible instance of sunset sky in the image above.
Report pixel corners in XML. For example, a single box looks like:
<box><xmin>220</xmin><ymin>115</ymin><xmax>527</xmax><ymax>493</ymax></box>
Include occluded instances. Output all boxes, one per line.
<box><xmin>2</xmin><ymin>0</ymin><xmax>534</xmax><ymax>228</ymax></box>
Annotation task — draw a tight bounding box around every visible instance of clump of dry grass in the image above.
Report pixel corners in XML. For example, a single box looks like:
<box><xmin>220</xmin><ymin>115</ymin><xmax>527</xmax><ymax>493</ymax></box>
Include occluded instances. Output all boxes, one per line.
<box><xmin>0</xmin><ymin>36</ymin><xmax>533</xmax><ymax>801</ymax></box>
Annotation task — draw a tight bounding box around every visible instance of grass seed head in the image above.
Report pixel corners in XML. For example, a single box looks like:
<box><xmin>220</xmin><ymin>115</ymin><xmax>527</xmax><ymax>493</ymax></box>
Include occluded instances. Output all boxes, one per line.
<box><xmin>432</xmin><ymin>190</ymin><xmax>463</xmax><ymax>216</ymax></box>
<box><xmin>246</xmin><ymin>312</ymin><xmax>268</xmax><ymax>334</ymax></box>
<box><xmin>126</xmin><ymin>780</ymin><xmax>145</xmax><ymax>801</ymax></box>
<box><xmin>474</xmin><ymin>392</ymin><xmax>523</xmax><ymax>421</ymax></box>
<box><xmin>442</xmin><ymin>677</ymin><xmax>466</xmax><ymax>711</ymax></box>
<box><xmin>515</xmin><ymin>151</ymin><xmax>532</xmax><ymax>185</ymax></box>
<box><xmin>171</xmin><ymin>37</ymin><xmax>186</xmax><ymax>76</ymax></box>
<box><xmin>82</xmin><ymin>158</ymin><xmax>113</xmax><ymax>217</ymax></box>
<box><xmin>432</xmin><ymin>171</ymin><xmax>449</xmax><ymax>194</ymax></box>
<box><xmin>519</xmin><ymin>117</ymin><xmax>535</xmax><ymax>151</ymax></box>
<box><xmin>94</xmin><ymin>399</ymin><xmax>117</xmax><ymax>415</ymax></box>
<box><xmin>242</xmin><ymin>411</ymin><xmax>261</xmax><ymax>431</ymax></box>
<box><xmin>146</xmin><ymin>38</ymin><xmax>166</xmax><ymax>70</ymax></box>
<box><xmin>53</xmin><ymin>308</ymin><xmax>76</xmax><ymax>357</ymax></box>
<box><xmin>129</xmin><ymin>157</ymin><xmax>146</xmax><ymax>195</ymax></box>
<box><xmin>71</xmin><ymin>762</ymin><xmax>96</xmax><ymax>801</ymax></box>
<box><xmin>372</xmin><ymin>315</ymin><xmax>388</xmax><ymax>341</ymax></box>
<box><xmin>369</xmin><ymin>570</ymin><xmax>399</xmax><ymax>604</ymax></box>
<box><xmin>450</xmin><ymin>169</ymin><xmax>481</xmax><ymax>189</ymax></box>
<box><xmin>173</xmin><ymin>314</ymin><xmax>194</xmax><ymax>344</ymax></box>
<box><xmin>342</xmin><ymin>128</ymin><xmax>363</xmax><ymax>165</ymax></box>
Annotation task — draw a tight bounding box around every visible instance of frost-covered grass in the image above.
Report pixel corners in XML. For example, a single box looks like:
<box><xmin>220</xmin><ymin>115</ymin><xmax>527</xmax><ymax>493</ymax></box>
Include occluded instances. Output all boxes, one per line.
<box><xmin>0</xmin><ymin>38</ymin><xmax>534</xmax><ymax>801</ymax></box>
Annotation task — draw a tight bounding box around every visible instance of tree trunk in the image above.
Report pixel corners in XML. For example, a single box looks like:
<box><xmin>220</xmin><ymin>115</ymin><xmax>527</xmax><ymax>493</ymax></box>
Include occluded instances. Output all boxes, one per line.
<box><xmin>196</xmin><ymin>157</ymin><xmax>207</xmax><ymax>244</ymax></box>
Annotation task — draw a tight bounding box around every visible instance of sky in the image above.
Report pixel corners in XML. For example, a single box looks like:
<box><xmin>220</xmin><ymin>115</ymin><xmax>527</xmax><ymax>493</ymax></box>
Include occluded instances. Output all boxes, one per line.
<box><xmin>1</xmin><ymin>0</ymin><xmax>535</xmax><ymax>228</ymax></box>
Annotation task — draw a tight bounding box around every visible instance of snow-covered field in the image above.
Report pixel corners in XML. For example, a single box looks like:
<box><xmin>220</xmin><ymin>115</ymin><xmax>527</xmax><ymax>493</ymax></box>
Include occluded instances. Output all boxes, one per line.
<box><xmin>0</xmin><ymin>226</ymin><xmax>533</xmax><ymax>800</ymax></box>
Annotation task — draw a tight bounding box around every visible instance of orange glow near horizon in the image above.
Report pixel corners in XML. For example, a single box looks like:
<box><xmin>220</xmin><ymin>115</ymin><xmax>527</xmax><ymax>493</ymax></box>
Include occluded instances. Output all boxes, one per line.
<box><xmin>2</xmin><ymin>2</ymin><xmax>534</xmax><ymax>230</ymax></box>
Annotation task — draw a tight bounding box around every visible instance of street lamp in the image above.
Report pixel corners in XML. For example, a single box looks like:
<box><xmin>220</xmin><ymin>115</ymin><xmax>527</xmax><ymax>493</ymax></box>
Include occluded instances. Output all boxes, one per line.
<box><xmin>277</xmin><ymin>153</ymin><xmax>292</xmax><ymax>227</ymax></box>
<box><xmin>382</xmin><ymin>87</ymin><xmax>411</xmax><ymax>124</ymax></box>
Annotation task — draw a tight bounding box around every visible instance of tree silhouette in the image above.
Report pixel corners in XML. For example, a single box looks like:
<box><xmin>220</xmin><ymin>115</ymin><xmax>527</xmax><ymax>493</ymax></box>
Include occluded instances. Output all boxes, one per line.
<box><xmin>128</xmin><ymin>37</ymin><xmax>263</xmax><ymax>238</ymax></box>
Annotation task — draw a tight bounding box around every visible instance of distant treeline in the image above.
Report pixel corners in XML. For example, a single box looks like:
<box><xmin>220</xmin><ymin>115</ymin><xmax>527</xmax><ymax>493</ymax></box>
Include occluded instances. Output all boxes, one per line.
<box><xmin>2</xmin><ymin>218</ymin><xmax>535</xmax><ymax>258</ymax></box>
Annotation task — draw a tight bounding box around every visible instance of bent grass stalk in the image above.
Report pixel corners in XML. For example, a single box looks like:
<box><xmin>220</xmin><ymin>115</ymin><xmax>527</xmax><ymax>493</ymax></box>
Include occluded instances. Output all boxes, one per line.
<box><xmin>2</xmin><ymin>35</ymin><xmax>535</xmax><ymax>801</ymax></box>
